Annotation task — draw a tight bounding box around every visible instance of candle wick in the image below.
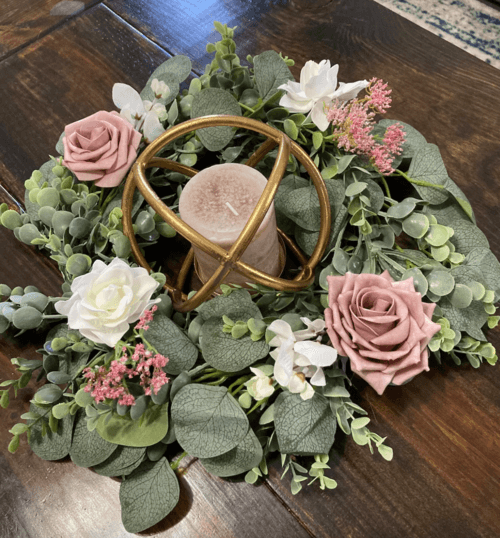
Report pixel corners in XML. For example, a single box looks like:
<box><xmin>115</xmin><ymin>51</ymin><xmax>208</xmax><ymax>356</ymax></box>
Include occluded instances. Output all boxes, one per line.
<box><xmin>225</xmin><ymin>202</ymin><xmax>239</xmax><ymax>216</ymax></box>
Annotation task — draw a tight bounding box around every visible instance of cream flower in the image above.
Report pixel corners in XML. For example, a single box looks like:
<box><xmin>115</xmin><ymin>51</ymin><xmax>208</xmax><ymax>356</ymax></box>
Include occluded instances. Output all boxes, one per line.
<box><xmin>112</xmin><ymin>83</ymin><xmax>166</xmax><ymax>143</ymax></box>
<box><xmin>54</xmin><ymin>258</ymin><xmax>160</xmax><ymax>347</ymax></box>
<box><xmin>246</xmin><ymin>367</ymin><xmax>275</xmax><ymax>401</ymax></box>
<box><xmin>268</xmin><ymin>318</ymin><xmax>338</xmax><ymax>400</ymax></box>
<box><xmin>278</xmin><ymin>60</ymin><xmax>368</xmax><ymax>131</ymax></box>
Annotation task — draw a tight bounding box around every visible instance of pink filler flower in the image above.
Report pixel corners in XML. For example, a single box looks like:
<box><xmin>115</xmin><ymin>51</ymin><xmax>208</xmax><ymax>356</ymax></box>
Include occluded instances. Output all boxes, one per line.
<box><xmin>324</xmin><ymin>271</ymin><xmax>441</xmax><ymax>395</ymax></box>
<box><xmin>62</xmin><ymin>110</ymin><xmax>142</xmax><ymax>188</ymax></box>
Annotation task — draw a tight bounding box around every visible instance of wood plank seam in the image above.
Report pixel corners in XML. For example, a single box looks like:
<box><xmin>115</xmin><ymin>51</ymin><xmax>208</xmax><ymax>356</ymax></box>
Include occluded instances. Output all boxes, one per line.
<box><xmin>0</xmin><ymin>0</ymin><xmax>103</xmax><ymax>64</ymax></box>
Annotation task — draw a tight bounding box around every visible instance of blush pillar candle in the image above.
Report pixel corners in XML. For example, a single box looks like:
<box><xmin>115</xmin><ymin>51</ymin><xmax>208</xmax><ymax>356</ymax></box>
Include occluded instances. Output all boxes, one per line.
<box><xmin>178</xmin><ymin>163</ymin><xmax>282</xmax><ymax>286</ymax></box>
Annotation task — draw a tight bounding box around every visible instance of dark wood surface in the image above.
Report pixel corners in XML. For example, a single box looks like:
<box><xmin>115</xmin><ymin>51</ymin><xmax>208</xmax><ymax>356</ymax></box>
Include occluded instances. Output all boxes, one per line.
<box><xmin>1</xmin><ymin>1</ymin><xmax>499</xmax><ymax>536</ymax></box>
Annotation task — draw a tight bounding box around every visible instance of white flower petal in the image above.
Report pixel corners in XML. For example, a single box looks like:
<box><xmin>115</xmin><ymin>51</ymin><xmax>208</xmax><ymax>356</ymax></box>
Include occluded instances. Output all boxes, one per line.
<box><xmin>279</xmin><ymin>93</ymin><xmax>313</xmax><ymax>114</ymax></box>
<box><xmin>143</xmin><ymin>111</ymin><xmax>165</xmax><ymax>143</ymax></box>
<box><xmin>294</xmin><ymin>341</ymin><xmax>338</xmax><ymax>367</ymax></box>
<box><xmin>310</xmin><ymin>97</ymin><xmax>331</xmax><ymax>131</ymax></box>
<box><xmin>310</xmin><ymin>367</ymin><xmax>326</xmax><ymax>386</ymax></box>
<box><xmin>300</xmin><ymin>382</ymin><xmax>315</xmax><ymax>400</ymax></box>
<box><xmin>288</xmin><ymin>373</ymin><xmax>306</xmax><ymax>394</ymax></box>
<box><xmin>268</xmin><ymin>320</ymin><xmax>296</xmax><ymax>347</ymax></box>
<box><xmin>332</xmin><ymin>79</ymin><xmax>369</xmax><ymax>102</ymax></box>
<box><xmin>112</xmin><ymin>83</ymin><xmax>144</xmax><ymax>114</ymax></box>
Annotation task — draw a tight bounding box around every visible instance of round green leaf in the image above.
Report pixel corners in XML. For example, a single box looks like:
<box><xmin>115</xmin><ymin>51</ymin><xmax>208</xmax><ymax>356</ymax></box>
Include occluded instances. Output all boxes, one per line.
<box><xmin>34</xmin><ymin>384</ymin><xmax>63</xmax><ymax>404</ymax></box>
<box><xmin>12</xmin><ymin>306</ymin><xmax>43</xmax><ymax>329</ymax></box>
<box><xmin>401</xmin><ymin>268</ymin><xmax>428</xmax><ymax>296</ymax></box>
<box><xmin>47</xmin><ymin>371</ymin><xmax>72</xmax><ymax>384</ymax></box>
<box><xmin>425</xmin><ymin>224</ymin><xmax>450</xmax><ymax>247</ymax></box>
<box><xmin>20</xmin><ymin>292</ymin><xmax>49</xmax><ymax>312</ymax></box>
<box><xmin>386</xmin><ymin>199</ymin><xmax>417</xmax><ymax>219</ymax></box>
<box><xmin>449</xmin><ymin>283</ymin><xmax>473</xmax><ymax>309</ymax></box>
<box><xmin>1</xmin><ymin>210</ymin><xmax>23</xmax><ymax>230</ymax></box>
<box><xmin>427</xmin><ymin>270</ymin><xmax>455</xmax><ymax>297</ymax></box>
<box><xmin>402</xmin><ymin>213</ymin><xmax>429</xmax><ymax>239</ymax></box>
<box><xmin>120</xmin><ymin>459</ymin><xmax>180</xmax><ymax>534</ymax></box>
<box><xmin>431</xmin><ymin>244</ymin><xmax>450</xmax><ymax>262</ymax></box>
<box><xmin>199</xmin><ymin>427</ymin><xmax>263</xmax><ymax>477</ymax></box>
<box><xmin>171</xmin><ymin>384</ymin><xmax>249</xmax><ymax>458</ymax></box>
<box><xmin>96</xmin><ymin>403</ymin><xmax>169</xmax><ymax>447</ymax></box>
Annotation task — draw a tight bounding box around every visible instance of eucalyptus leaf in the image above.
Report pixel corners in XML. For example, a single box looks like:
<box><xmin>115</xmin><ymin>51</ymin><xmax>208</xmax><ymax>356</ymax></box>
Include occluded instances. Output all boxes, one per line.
<box><xmin>198</xmin><ymin>289</ymin><xmax>261</xmax><ymax>321</ymax></box>
<box><xmin>199</xmin><ymin>427</ymin><xmax>263</xmax><ymax>477</ymax></box>
<box><xmin>191</xmin><ymin>88</ymin><xmax>241</xmax><ymax>151</ymax></box>
<box><xmin>93</xmin><ymin>445</ymin><xmax>146</xmax><ymax>477</ymax></box>
<box><xmin>144</xmin><ymin>314</ymin><xmax>198</xmax><ymax>375</ymax></box>
<box><xmin>274</xmin><ymin>392</ymin><xmax>336</xmax><ymax>456</ymax></box>
<box><xmin>28</xmin><ymin>403</ymin><xmax>74</xmax><ymax>461</ymax></box>
<box><xmin>440</xmin><ymin>298</ymin><xmax>488</xmax><ymax>341</ymax></box>
<box><xmin>171</xmin><ymin>384</ymin><xmax>249</xmax><ymax>458</ymax></box>
<box><xmin>120</xmin><ymin>459</ymin><xmax>180</xmax><ymax>533</ymax></box>
<box><xmin>407</xmin><ymin>144</ymin><xmax>450</xmax><ymax>204</ymax></box>
<box><xmin>253</xmin><ymin>50</ymin><xmax>293</xmax><ymax>101</ymax></box>
<box><xmin>426</xmin><ymin>270</ymin><xmax>455</xmax><ymax>297</ymax></box>
<box><xmin>70</xmin><ymin>410</ymin><xmax>118</xmax><ymax>467</ymax></box>
<box><xmin>96</xmin><ymin>403</ymin><xmax>169</xmax><ymax>447</ymax></box>
<box><xmin>201</xmin><ymin>317</ymin><xmax>269</xmax><ymax>371</ymax></box>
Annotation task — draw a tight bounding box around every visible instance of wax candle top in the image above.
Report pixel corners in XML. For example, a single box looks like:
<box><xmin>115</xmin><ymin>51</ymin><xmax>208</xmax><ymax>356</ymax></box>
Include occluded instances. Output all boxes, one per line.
<box><xmin>179</xmin><ymin>163</ymin><xmax>275</xmax><ymax>245</ymax></box>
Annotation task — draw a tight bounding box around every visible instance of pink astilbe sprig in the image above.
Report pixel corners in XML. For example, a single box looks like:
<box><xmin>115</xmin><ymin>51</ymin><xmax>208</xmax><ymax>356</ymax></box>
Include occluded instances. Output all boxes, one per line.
<box><xmin>134</xmin><ymin>304</ymin><xmax>158</xmax><ymax>331</ymax></box>
<box><xmin>82</xmin><ymin>310</ymin><xmax>170</xmax><ymax>406</ymax></box>
<box><xmin>326</xmin><ymin>77</ymin><xmax>405</xmax><ymax>175</ymax></box>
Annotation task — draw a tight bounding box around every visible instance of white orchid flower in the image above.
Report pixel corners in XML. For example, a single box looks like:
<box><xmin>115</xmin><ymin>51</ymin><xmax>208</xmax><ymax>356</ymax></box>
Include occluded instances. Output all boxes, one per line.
<box><xmin>268</xmin><ymin>318</ymin><xmax>337</xmax><ymax>400</ymax></box>
<box><xmin>278</xmin><ymin>60</ymin><xmax>368</xmax><ymax>131</ymax></box>
<box><xmin>151</xmin><ymin>78</ymin><xmax>170</xmax><ymax>99</ymax></box>
<box><xmin>112</xmin><ymin>83</ymin><xmax>166</xmax><ymax>143</ymax></box>
<box><xmin>246</xmin><ymin>367</ymin><xmax>275</xmax><ymax>401</ymax></box>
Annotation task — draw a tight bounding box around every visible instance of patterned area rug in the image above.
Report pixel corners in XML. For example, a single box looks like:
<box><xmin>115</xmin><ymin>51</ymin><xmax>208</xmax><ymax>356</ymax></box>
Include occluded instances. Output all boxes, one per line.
<box><xmin>372</xmin><ymin>0</ymin><xmax>500</xmax><ymax>68</ymax></box>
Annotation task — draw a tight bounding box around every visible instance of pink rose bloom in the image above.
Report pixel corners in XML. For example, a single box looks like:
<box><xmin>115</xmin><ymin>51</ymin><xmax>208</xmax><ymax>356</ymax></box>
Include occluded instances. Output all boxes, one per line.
<box><xmin>324</xmin><ymin>271</ymin><xmax>441</xmax><ymax>395</ymax></box>
<box><xmin>62</xmin><ymin>110</ymin><xmax>142</xmax><ymax>188</ymax></box>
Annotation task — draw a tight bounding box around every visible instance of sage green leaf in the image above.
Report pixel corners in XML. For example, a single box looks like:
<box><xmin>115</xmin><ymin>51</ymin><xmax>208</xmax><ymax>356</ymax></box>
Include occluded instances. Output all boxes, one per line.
<box><xmin>462</xmin><ymin>247</ymin><xmax>500</xmax><ymax>295</ymax></box>
<box><xmin>144</xmin><ymin>313</ymin><xmax>198</xmax><ymax>375</ymax></box>
<box><xmin>402</xmin><ymin>213</ymin><xmax>429</xmax><ymax>239</ymax></box>
<box><xmin>70</xmin><ymin>410</ymin><xmax>118</xmax><ymax>467</ymax></box>
<box><xmin>440</xmin><ymin>298</ymin><xmax>488</xmax><ymax>341</ymax></box>
<box><xmin>96</xmin><ymin>403</ymin><xmax>169</xmax><ymax>447</ymax></box>
<box><xmin>345</xmin><ymin>182</ymin><xmax>367</xmax><ymax>197</ymax></box>
<box><xmin>171</xmin><ymin>384</ymin><xmax>249</xmax><ymax>458</ymax></box>
<box><xmin>120</xmin><ymin>459</ymin><xmax>180</xmax><ymax>533</ymax></box>
<box><xmin>253</xmin><ymin>50</ymin><xmax>294</xmax><ymax>101</ymax></box>
<box><xmin>364</xmin><ymin>178</ymin><xmax>385</xmax><ymax>213</ymax></box>
<box><xmin>295</xmin><ymin>205</ymin><xmax>347</xmax><ymax>257</ymax></box>
<box><xmin>278</xmin><ymin>185</ymin><xmax>323</xmax><ymax>231</ymax></box>
<box><xmin>378</xmin><ymin>119</ymin><xmax>426</xmax><ymax>159</ymax></box>
<box><xmin>442</xmin><ymin>178</ymin><xmax>475</xmax><ymax>223</ymax></box>
<box><xmin>449</xmin><ymin>283</ymin><xmax>473</xmax><ymax>309</ymax></box>
<box><xmin>387</xmin><ymin>199</ymin><xmax>417</xmax><ymax>219</ymax></box>
<box><xmin>274</xmin><ymin>392</ymin><xmax>336</xmax><ymax>456</ymax></box>
<box><xmin>199</xmin><ymin>427</ymin><xmax>263</xmax><ymax>477</ymax></box>
<box><xmin>425</xmin><ymin>224</ymin><xmax>450</xmax><ymax>247</ymax></box>
<box><xmin>93</xmin><ymin>446</ymin><xmax>146</xmax><ymax>477</ymax></box>
<box><xmin>28</xmin><ymin>403</ymin><xmax>74</xmax><ymax>461</ymax></box>
<box><xmin>407</xmin><ymin>144</ymin><xmax>450</xmax><ymax>204</ymax></box>
<box><xmin>426</xmin><ymin>270</ymin><xmax>455</xmax><ymax>296</ymax></box>
<box><xmin>102</xmin><ymin>184</ymin><xmax>144</xmax><ymax>222</ymax></box>
<box><xmin>401</xmin><ymin>267</ymin><xmax>428</xmax><ymax>296</ymax></box>
<box><xmin>200</xmin><ymin>317</ymin><xmax>269</xmax><ymax>371</ymax></box>
<box><xmin>191</xmin><ymin>88</ymin><xmax>241</xmax><ymax>151</ymax></box>
<box><xmin>198</xmin><ymin>289</ymin><xmax>261</xmax><ymax>321</ymax></box>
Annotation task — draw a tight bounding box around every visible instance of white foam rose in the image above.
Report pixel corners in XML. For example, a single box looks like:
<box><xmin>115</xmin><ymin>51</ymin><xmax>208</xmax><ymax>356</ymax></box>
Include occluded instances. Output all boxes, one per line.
<box><xmin>55</xmin><ymin>258</ymin><xmax>160</xmax><ymax>347</ymax></box>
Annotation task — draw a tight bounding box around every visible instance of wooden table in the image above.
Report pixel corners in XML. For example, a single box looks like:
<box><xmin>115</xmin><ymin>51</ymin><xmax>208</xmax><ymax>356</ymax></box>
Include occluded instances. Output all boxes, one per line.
<box><xmin>1</xmin><ymin>1</ymin><xmax>499</xmax><ymax>536</ymax></box>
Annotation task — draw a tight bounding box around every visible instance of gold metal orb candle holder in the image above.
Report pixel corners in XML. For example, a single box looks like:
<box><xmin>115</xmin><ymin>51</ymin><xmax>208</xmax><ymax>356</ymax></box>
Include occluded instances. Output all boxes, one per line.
<box><xmin>121</xmin><ymin>115</ymin><xmax>332</xmax><ymax>313</ymax></box>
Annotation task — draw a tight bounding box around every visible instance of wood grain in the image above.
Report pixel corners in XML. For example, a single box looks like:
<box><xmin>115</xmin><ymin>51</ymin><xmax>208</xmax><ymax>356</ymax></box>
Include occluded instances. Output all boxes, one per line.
<box><xmin>0</xmin><ymin>4</ymin><xmax>172</xmax><ymax>201</ymax></box>
<box><xmin>0</xmin><ymin>0</ymin><xmax>102</xmax><ymax>60</ymax></box>
<box><xmin>1</xmin><ymin>0</ymin><xmax>500</xmax><ymax>536</ymax></box>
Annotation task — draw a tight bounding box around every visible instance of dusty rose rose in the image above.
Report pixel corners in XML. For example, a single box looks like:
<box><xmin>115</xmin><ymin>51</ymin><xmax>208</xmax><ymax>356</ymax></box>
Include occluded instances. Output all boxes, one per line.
<box><xmin>62</xmin><ymin>110</ymin><xmax>142</xmax><ymax>187</ymax></box>
<box><xmin>324</xmin><ymin>271</ymin><xmax>441</xmax><ymax>395</ymax></box>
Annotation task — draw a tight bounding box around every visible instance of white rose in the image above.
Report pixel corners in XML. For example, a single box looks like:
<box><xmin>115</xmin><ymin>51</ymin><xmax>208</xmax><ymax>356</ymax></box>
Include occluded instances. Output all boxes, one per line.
<box><xmin>55</xmin><ymin>258</ymin><xmax>160</xmax><ymax>347</ymax></box>
<box><xmin>278</xmin><ymin>60</ymin><xmax>368</xmax><ymax>131</ymax></box>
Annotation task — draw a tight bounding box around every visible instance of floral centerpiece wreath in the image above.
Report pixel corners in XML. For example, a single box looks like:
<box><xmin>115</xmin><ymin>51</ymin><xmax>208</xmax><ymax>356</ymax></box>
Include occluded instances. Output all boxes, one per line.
<box><xmin>1</xmin><ymin>22</ymin><xmax>499</xmax><ymax>534</ymax></box>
